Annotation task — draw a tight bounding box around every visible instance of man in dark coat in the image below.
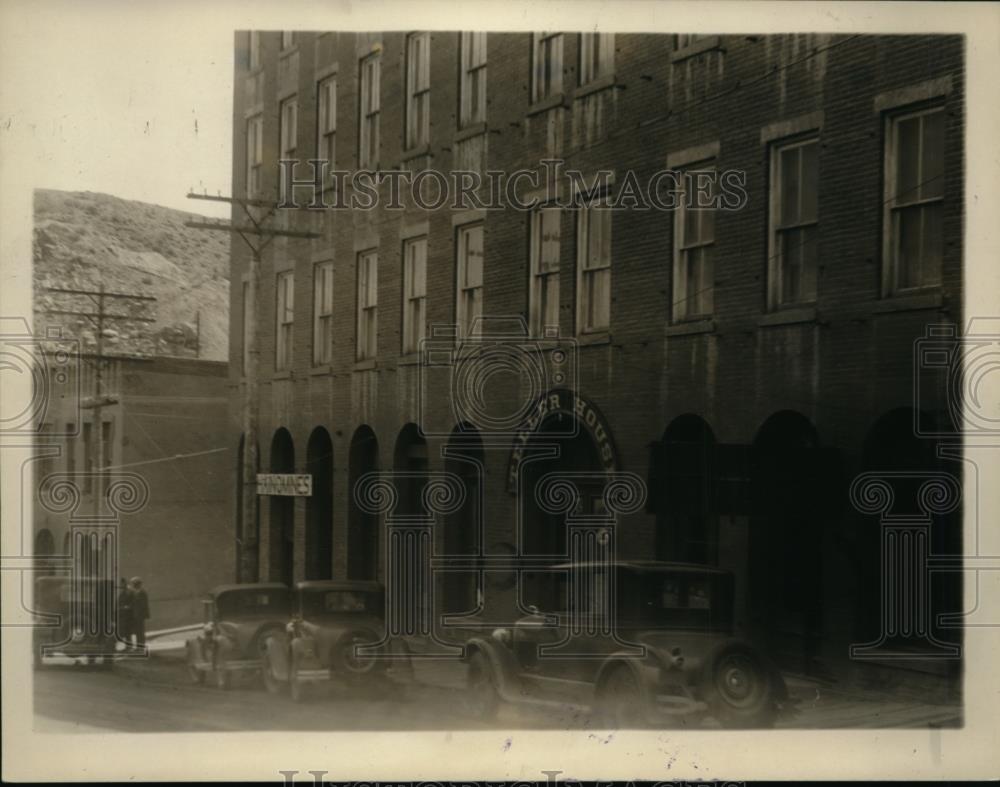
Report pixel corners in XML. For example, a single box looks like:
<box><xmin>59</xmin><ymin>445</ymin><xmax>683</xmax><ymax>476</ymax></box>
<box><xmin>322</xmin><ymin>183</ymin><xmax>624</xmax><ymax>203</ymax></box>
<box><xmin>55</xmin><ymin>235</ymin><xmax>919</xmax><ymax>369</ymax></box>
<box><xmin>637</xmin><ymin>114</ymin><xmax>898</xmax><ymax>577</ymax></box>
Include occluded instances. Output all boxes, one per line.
<box><xmin>129</xmin><ymin>577</ymin><xmax>150</xmax><ymax>647</ymax></box>
<box><xmin>116</xmin><ymin>578</ymin><xmax>133</xmax><ymax>648</ymax></box>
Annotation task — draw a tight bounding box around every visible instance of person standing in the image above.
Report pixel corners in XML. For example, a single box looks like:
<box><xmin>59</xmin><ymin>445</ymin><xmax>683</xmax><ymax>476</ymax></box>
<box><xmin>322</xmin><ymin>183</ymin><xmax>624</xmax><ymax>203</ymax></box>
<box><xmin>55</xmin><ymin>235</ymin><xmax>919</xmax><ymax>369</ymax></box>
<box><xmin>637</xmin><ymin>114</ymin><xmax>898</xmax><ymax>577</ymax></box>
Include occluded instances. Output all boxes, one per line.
<box><xmin>116</xmin><ymin>577</ymin><xmax>133</xmax><ymax>649</ymax></box>
<box><xmin>129</xmin><ymin>577</ymin><xmax>150</xmax><ymax>647</ymax></box>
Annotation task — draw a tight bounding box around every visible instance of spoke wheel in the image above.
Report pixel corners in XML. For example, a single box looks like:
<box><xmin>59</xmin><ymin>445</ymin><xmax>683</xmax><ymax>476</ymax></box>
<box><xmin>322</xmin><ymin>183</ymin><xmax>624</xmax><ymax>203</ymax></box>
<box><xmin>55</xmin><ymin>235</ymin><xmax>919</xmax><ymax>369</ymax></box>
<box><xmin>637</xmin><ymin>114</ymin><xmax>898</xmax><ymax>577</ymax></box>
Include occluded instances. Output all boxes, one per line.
<box><xmin>704</xmin><ymin>646</ymin><xmax>775</xmax><ymax>728</ymax></box>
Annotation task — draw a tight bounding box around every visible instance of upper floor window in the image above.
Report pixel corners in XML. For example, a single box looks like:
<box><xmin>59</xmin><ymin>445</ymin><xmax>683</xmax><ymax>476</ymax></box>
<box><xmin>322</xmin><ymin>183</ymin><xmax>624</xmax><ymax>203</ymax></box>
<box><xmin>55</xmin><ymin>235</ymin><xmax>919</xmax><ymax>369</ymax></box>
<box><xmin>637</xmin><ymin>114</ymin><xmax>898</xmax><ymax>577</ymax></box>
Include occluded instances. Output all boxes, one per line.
<box><xmin>673</xmin><ymin>165</ymin><xmax>716</xmax><ymax>321</ymax></box>
<box><xmin>676</xmin><ymin>33</ymin><xmax>710</xmax><ymax>49</ymax></box>
<box><xmin>356</xmin><ymin>250</ymin><xmax>378</xmax><ymax>361</ymax></box>
<box><xmin>532</xmin><ymin>33</ymin><xmax>563</xmax><ymax>103</ymax></box>
<box><xmin>883</xmin><ymin>104</ymin><xmax>944</xmax><ymax>294</ymax></box>
<box><xmin>278</xmin><ymin>97</ymin><xmax>298</xmax><ymax>202</ymax></box>
<box><xmin>769</xmin><ymin>137</ymin><xmax>819</xmax><ymax>307</ymax></box>
<box><xmin>576</xmin><ymin>195</ymin><xmax>611</xmax><ymax>333</ymax></box>
<box><xmin>579</xmin><ymin>33</ymin><xmax>614</xmax><ymax>85</ymax></box>
<box><xmin>456</xmin><ymin>223</ymin><xmax>484</xmax><ymax>338</ymax></box>
<box><xmin>405</xmin><ymin>32</ymin><xmax>431</xmax><ymax>150</ymax></box>
<box><xmin>275</xmin><ymin>271</ymin><xmax>294</xmax><ymax>371</ymax></box>
<box><xmin>402</xmin><ymin>237</ymin><xmax>428</xmax><ymax>354</ymax></box>
<box><xmin>460</xmin><ymin>32</ymin><xmax>487</xmax><ymax>127</ymax></box>
<box><xmin>281</xmin><ymin>31</ymin><xmax>295</xmax><ymax>50</ymax></box>
<box><xmin>359</xmin><ymin>52</ymin><xmax>381</xmax><ymax>169</ymax></box>
<box><xmin>317</xmin><ymin>76</ymin><xmax>337</xmax><ymax>171</ymax></box>
<box><xmin>530</xmin><ymin>207</ymin><xmax>561</xmax><ymax>336</ymax></box>
<box><xmin>249</xmin><ymin>31</ymin><xmax>261</xmax><ymax>70</ymax></box>
<box><xmin>246</xmin><ymin>115</ymin><xmax>263</xmax><ymax>198</ymax></box>
<box><xmin>313</xmin><ymin>262</ymin><xmax>334</xmax><ymax>366</ymax></box>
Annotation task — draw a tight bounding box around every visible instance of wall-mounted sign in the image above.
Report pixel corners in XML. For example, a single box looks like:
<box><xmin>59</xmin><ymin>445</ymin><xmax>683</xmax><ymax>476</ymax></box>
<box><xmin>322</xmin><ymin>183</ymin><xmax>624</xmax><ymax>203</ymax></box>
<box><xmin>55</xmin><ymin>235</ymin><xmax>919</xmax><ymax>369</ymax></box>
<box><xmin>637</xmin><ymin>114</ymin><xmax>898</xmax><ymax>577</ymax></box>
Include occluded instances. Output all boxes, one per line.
<box><xmin>256</xmin><ymin>473</ymin><xmax>312</xmax><ymax>497</ymax></box>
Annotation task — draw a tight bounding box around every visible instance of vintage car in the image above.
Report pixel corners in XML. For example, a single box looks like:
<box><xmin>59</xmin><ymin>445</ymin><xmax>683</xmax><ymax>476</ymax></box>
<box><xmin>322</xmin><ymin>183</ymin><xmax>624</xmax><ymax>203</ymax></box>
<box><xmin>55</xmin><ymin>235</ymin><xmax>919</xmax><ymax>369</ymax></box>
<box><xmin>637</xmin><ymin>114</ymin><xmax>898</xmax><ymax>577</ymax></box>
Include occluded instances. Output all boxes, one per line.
<box><xmin>185</xmin><ymin>582</ymin><xmax>290</xmax><ymax>689</ymax></box>
<box><xmin>260</xmin><ymin>580</ymin><xmax>387</xmax><ymax>701</ymax></box>
<box><xmin>462</xmin><ymin>561</ymin><xmax>790</xmax><ymax>728</ymax></box>
<box><xmin>33</xmin><ymin>576</ymin><xmax>118</xmax><ymax>668</ymax></box>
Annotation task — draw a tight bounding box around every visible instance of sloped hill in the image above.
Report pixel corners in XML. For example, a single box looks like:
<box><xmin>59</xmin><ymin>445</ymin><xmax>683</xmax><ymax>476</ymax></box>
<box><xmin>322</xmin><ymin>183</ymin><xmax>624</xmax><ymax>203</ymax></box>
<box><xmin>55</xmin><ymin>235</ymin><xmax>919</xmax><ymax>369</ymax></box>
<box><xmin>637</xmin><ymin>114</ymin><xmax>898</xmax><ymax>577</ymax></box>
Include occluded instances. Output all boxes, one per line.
<box><xmin>33</xmin><ymin>189</ymin><xmax>230</xmax><ymax>361</ymax></box>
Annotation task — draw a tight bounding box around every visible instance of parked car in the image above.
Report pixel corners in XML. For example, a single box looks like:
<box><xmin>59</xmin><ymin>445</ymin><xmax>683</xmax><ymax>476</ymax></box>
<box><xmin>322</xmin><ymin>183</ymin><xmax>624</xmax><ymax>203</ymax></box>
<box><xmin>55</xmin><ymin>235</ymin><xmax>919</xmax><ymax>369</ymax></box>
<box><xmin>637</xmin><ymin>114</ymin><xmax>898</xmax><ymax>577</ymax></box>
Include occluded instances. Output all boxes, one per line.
<box><xmin>33</xmin><ymin>576</ymin><xmax>117</xmax><ymax>668</ymax></box>
<box><xmin>260</xmin><ymin>580</ymin><xmax>387</xmax><ymax>701</ymax></box>
<box><xmin>462</xmin><ymin>561</ymin><xmax>790</xmax><ymax>728</ymax></box>
<box><xmin>185</xmin><ymin>583</ymin><xmax>290</xmax><ymax>689</ymax></box>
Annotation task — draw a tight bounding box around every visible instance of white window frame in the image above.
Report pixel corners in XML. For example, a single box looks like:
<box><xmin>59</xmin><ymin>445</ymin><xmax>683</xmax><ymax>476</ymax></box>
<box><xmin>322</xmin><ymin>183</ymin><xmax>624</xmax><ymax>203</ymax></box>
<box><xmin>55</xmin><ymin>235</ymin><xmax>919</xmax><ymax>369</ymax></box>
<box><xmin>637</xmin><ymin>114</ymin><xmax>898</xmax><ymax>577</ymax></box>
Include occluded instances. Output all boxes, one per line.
<box><xmin>460</xmin><ymin>32</ymin><xmax>487</xmax><ymax>128</ymax></box>
<box><xmin>672</xmin><ymin>164</ymin><xmax>717</xmax><ymax>322</ymax></box>
<box><xmin>246</xmin><ymin>114</ymin><xmax>263</xmax><ymax>198</ymax></box>
<box><xmin>768</xmin><ymin>136</ymin><xmax>819</xmax><ymax>309</ymax></box>
<box><xmin>359</xmin><ymin>52</ymin><xmax>381</xmax><ymax>170</ymax></box>
<box><xmin>456</xmin><ymin>223</ymin><xmax>484</xmax><ymax>339</ymax></box>
<box><xmin>575</xmin><ymin>195</ymin><xmax>611</xmax><ymax>334</ymax></box>
<box><xmin>402</xmin><ymin>237</ymin><xmax>428</xmax><ymax>354</ymax></box>
<box><xmin>579</xmin><ymin>33</ymin><xmax>614</xmax><ymax>85</ymax></box>
<box><xmin>405</xmin><ymin>32</ymin><xmax>431</xmax><ymax>150</ymax></box>
<box><xmin>356</xmin><ymin>250</ymin><xmax>378</xmax><ymax>361</ymax></box>
<box><xmin>275</xmin><ymin>271</ymin><xmax>294</xmax><ymax>371</ymax></box>
<box><xmin>531</xmin><ymin>32</ymin><xmax>563</xmax><ymax>103</ymax></box>
<box><xmin>281</xmin><ymin>31</ymin><xmax>295</xmax><ymax>50</ymax></box>
<box><xmin>529</xmin><ymin>207</ymin><xmax>561</xmax><ymax>336</ymax></box>
<box><xmin>312</xmin><ymin>261</ymin><xmax>334</xmax><ymax>366</ymax></box>
<box><xmin>317</xmin><ymin>76</ymin><xmax>337</xmax><ymax>172</ymax></box>
<box><xmin>882</xmin><ymin>104</ymin><xmax>945</xmax><ymax>295</ymax></box>
<box><xmin>278</xmin><ymin>97</ymin><xmax>298</xmax><ymax>202</ymax></box>
<box><xmin>249</xmin><ymin>31</ymin><xmax>261</xmax><ymax>70</ymax></box>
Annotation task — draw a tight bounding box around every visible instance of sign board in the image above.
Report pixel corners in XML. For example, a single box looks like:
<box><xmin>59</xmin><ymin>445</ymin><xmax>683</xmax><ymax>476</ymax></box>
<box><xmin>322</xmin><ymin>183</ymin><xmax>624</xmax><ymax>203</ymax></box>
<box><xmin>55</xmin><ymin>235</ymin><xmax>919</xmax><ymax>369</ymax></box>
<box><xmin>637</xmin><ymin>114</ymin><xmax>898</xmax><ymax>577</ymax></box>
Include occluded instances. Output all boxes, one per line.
<box><xmin>256</xmin><ymin>473</ymin><xmax>312</xmax><ymax>497</ymax></box>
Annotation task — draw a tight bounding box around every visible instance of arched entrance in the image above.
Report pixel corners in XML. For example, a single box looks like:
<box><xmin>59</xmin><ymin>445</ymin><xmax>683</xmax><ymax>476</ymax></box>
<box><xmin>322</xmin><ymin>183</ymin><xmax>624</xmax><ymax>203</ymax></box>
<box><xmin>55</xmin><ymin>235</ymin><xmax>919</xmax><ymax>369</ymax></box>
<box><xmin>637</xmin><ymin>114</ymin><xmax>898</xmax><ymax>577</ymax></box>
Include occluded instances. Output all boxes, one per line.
<box><xmin>749</xmin><ymin>411</ymin><xmax>827</xmax><ymax>675</ymax></box>
<box><xmin>442</xmin><ymin>424</ymin><xmax>483</xmax><ymax>614</ymax></box>
<box><xmin>269</xmin><ymin>428</ymin><xmax>295</xmax><ymax>586</ymax></box>
<box><xmin>348</xmin><ymin>426</ymin><xmax>380</xmax><ymax>580</ymax></box>
<box><xmin>305</xmin><ymin>427</ymin><xmax>334</xmax><ymax>580</ymax></box>
<box><xmin>393</xmin><ymin>423</ymin><xmax>428</xmax><ymax>516</ymax></box>
<box><xmin>655</xmin><ymin>414</ymin><xmax>718</xmax><ymax>564</ymax></box>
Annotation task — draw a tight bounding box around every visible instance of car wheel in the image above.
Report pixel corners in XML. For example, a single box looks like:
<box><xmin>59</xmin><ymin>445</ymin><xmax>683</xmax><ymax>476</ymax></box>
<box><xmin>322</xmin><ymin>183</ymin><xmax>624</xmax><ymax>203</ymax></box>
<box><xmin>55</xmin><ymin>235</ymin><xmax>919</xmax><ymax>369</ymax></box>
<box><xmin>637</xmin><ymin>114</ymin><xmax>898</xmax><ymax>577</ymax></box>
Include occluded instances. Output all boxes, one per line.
<box><xmin>598</xmin><ymin>666</ymin><xmax>645</xmax><ymax>728</ymax></box>
<box><xmin>465</xmin><ymin>651</ymin><xmax>499</xmax><ymax>720</ymax></box>
<box><xmin>702</xmin><ymin>646</ymin><xmax>776</xmax><ymax>728</ymax></box>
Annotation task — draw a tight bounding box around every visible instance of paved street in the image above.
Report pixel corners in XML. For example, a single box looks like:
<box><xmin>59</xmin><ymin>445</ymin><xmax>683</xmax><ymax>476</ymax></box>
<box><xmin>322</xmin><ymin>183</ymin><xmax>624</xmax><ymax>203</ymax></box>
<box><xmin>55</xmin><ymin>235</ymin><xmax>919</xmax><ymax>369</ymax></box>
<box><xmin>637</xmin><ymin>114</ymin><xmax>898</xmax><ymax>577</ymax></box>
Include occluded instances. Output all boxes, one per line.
<box><xmin>32</xmin><ymin>653</ymin><xmax>962</xmax><ymax>733</ymax></box>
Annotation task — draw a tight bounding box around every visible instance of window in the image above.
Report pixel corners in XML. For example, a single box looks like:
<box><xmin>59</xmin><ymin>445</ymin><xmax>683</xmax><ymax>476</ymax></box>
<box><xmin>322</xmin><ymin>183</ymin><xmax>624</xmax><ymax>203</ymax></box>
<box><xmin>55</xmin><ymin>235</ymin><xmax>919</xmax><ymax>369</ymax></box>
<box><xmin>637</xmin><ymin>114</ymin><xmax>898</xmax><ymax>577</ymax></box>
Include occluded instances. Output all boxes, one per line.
<box><xmin>313</xmin><ymin>262</ymin><xmax>334</xmax><ymax>365</ymax></box>
<box><xmin>769</xmin><ymin>137</ymin><xmax>819</xmax><ymax>307</ymax></box>
<box><xmin>460</xmin><ymin>32</ymin><xmax>487</xmax><ymax>127</ymax></box>
<box><xmin>673</xmin><ymin>166</ymin><xmax>716</xmax><ymax>321</ymax></box>
<box><xmin>281</xmin><ymin>31</ymin><xmax>295</xmax><ymax>50</ymax></box>
<box><xmin>317</xmin><ymin>76</ymin><xmax>337</xmax><ymax>171</ymax></box>
<box><xmin>359</xmin><ymin>52</ymin><xmax>381</xmax><ymax>169</ymax></box>
<box><xmin>278</xmin><ymin>97</ymin><xmax>298</xmax><ymax>202</ymax></box>
<box><xmin>275</xmin><ymin>271</ymin><xmax>294</xmax><ymax>371</ymax></box>
<box><xmin>579</xmin><ymin>33</ymin><xmax>614</xmax><ymax>85</ymax></box>
<box><xmin>241</xmin><ymin>281</ymin><xmax>251</xmax><ymax>375</ymax></box>
<box><xmin>530</xmin><ymin>207</ymin><xmax>561</xmax><ymax>335</ymax></box>
<box><xmin>405</xmin><ymin>32</ymin><xmax>430</xmax><ymax>150</ymax></box>
<box><xmin>246</xmin><ymin>115</ymin><xmax>263</xmax><ymax>197</ymax></box>
<box><xmin>83</xmin><ymin>422</ymin><xmax>93</xmax><ymax>492</ymax></box>
<box><xmin>402</xmin><ymin>237</ymin><xmax>428</xmax><ymax>354</ymax></box>
<box><xmin>676</xmin><ymin>33</ymin><xmax>710</xmax><ymax>49</ymax></box>
<box><xmin>249</xmin><ymin>31</ymin><xmax>261</xmax><ymax>70</ymax></box>
<box><xmin>66</xmin><ymin>423</ymin><xmax>76</xmax><ymax>476</ymax></box>
<box><xmin>884</xmin><ymin>105</ymin><xmax>944</xmax><ymax>294</ymax></box>
<box><xmin>576</xmin><ymin>197</ymin><xmax>611</xmax><ymax>333</ymax></box>
<box><xmin>356</xmin><ymin>250</ymin><xmax>378</xmax><ymax>361</ymax></box>
<box><xmin>101</xmin><ymin>421</ymin><xmax>112</xmax><ymax>469</ymax></box>
<box><xmin>456</xmin><ymin>224</ymin><xmax>484</xmax><ymax>338</ymax></box>
<box><xmin>532</xmin><ymin>33</ymin><xmax>563</xmax><ymax>103</ymax></box>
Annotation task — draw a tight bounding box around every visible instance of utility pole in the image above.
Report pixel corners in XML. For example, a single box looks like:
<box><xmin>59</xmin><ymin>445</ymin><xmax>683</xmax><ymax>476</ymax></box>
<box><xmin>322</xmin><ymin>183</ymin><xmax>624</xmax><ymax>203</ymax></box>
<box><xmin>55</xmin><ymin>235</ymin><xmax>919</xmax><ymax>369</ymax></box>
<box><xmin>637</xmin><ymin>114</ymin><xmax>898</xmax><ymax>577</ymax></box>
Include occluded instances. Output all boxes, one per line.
<box><xmin>185</xmin><ymin>192</ymin><xmax>318</xmax><ymax>583</ymax></box>
<box><xmin>40</xmin><ymin>285</ymin><xmax>157</xmax><ymax>515</ymax></box>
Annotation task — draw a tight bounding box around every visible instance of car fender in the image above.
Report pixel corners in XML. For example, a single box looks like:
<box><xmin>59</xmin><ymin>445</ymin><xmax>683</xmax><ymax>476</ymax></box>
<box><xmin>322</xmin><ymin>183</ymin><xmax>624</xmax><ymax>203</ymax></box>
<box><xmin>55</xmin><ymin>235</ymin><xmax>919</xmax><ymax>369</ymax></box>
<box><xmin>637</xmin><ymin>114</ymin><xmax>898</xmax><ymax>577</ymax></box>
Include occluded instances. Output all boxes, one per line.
<box><xmin>594</xmin><ymin>651</ymin><xmax>664</xmax><ymax>705</ymax></box>
<box><xmin>214</xmin><ymin>634</ymin><xmax>237</xmax><ymax>664</ymax></box>
<box><xmin>264</xmin><ymin>633</ymin><xmax>291</xmax><ymax>681</ymax></box>
<box><xmin>464</xmin><ymin>637</ymin><xmax>524</xmax><ymax>702</ymax></box>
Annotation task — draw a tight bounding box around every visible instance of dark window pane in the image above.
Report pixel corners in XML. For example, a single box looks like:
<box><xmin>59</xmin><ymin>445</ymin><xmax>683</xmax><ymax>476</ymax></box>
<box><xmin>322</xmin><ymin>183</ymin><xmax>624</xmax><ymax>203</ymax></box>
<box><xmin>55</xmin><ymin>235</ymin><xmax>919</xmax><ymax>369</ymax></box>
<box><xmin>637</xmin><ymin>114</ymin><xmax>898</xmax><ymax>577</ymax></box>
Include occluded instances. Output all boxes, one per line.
<box><xmin>921</xmin><ymin>110</ymin><xmax>945</xmax><ymax>201</ymax></box>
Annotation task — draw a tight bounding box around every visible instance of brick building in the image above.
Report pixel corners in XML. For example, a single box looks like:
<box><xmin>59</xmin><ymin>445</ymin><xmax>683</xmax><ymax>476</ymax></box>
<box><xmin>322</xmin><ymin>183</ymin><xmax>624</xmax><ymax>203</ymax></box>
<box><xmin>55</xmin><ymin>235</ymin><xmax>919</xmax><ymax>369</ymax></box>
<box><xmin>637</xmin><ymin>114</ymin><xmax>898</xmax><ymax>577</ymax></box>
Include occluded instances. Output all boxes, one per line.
<box><xmin>229</xmin><ymin>31</ymin><xmax>964</xmax><ymax>682</ymax></box>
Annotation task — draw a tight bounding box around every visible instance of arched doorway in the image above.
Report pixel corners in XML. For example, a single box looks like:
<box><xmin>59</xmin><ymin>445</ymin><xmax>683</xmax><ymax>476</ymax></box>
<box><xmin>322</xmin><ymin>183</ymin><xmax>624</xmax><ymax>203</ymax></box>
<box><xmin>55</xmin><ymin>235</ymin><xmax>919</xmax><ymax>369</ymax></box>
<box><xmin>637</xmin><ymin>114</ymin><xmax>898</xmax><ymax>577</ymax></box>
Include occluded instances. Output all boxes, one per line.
<box><xmin>393</xmin><ymin>423</ymin><xmax>428</xmax><ymax>516</ymax></box>
<box><xmin>442</xmin><ymin>424</ymin><xmax>483</xmax><ymax>615</ymax></box>
<box><xmin>348</xmin><ymin>426</ymin><xmax>380</xmax><ymax>580</ymax></box>
<box><xmin>305</xmin><ymin>427</ymin><xmax>334</xmax><ymax>580</ymax></box>
<box><xmin>269</xmin><ymin>428</ymin><xmax>295</xmax><ymax>586</ymax></box>
<box><xmin>655</xmin><ymin>414</ymin><xmax>717</xmax><ymax>564</ymax></box>
<box><xmin>749</xmin><ymin>411</ymin><xmax>826</xmax><ymax>675</ymax></box>
<box><xmin>34</xmin><ymin>529</ymin><xmax>55</xmax><ymax>556</ymax></box>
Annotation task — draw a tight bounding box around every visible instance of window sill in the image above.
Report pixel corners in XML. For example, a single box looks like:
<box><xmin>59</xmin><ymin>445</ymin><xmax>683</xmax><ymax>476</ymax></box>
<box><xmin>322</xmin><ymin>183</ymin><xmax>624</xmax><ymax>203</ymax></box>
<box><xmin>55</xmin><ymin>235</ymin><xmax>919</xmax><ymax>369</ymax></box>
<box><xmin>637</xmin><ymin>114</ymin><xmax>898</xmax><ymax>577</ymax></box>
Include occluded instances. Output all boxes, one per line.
<box><xmin>401</xmin><ymin>143</ymin><xmax>431</xmax><ymax>162</ymax></box>
<box><xmin>576</xmin><ymin>330</ymin><xmax>611</xmax><ymax>346</ymax></box>
<box><xmin>272</xmin><ymin>369</ymin><xmax>294</xmax><ymax>381</ymax></box>
<box><xmin>398</xmin><ymin>353</ymin><xmax>422</xmax><ymax>366</ymax></box>
<box><xmin>665</xmin><ymin>318</ymin><xmax>716</xmax><ymax>337</ymax></box>
<box><xmin>527</xmin><ymin>93</ymin><xmax>566</xmax><ymax>117</ymax></box>
<box><xmin>309</xmin><ymin>364</ymin><xmax>332</xmax><ymax>376</ymax></box>
<box><xmin>455</xmin><ymin>122</ymin><xmax>487</xmax><ymax>143</ymax></box>
<box><xmin>573</xmin><ymin>75</ymin><xmax>618</xmax><ymax>100</ymax></box>
<box><xmin>671</xmin><ymin>35</ymin><xmax>723</xmax><ymax>63</ymax></box>
<box><xmin>758</xmin><ymin>306</ymin><xmax>818</xmax><ymax>327</ymax></box>
<box><xmin>874</xmin><ymin>291</ymin><xmax>944</xmax><ymax>314</ymax></box>
<box><xmin>278</xmin><ymin>44</ymin><xmax>300</xmax><ymax>59</ymax></box>
<box><xmin>354</xmin><ymin>358</ymin><xmax>378</xmax><ymax>372</ymax></box>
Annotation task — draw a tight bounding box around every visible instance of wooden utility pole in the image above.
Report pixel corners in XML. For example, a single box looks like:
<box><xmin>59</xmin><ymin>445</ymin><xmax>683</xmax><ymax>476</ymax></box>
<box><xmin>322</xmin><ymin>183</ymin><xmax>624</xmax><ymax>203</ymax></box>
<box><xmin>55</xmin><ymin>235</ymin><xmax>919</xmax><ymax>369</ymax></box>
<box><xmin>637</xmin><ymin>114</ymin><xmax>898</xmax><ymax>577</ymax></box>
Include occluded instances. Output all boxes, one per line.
<box><xmin>185</xmin><ymin>192</ymin><xmax>318</xmax><ymax>583</ymax></box>
<box><xmin>41</xmin><ymin>285</ymin><xmax>157</xmax><ymax>514</ymax></box>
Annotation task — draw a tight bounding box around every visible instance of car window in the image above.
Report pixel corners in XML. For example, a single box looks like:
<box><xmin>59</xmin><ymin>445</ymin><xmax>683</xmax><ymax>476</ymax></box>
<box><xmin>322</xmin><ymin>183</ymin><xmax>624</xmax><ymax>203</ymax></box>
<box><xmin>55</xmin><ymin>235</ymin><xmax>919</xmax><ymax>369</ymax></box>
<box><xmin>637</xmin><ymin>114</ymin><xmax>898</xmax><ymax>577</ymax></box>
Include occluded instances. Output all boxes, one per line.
<box><xmin>217</xmin><ymin>590</ymin><xmax>290</xmax><ymax>618</ymax></box>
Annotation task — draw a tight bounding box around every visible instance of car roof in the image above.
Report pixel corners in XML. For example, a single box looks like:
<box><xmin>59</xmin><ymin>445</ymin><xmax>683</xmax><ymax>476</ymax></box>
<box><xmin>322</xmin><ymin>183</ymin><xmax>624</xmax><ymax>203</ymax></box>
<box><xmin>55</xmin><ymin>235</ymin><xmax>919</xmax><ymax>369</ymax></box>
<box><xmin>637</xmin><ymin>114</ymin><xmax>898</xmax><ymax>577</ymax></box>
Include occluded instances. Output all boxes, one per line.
<box><xmin>547</xmin><ymin>560</ymin><xmax>731</xmax><ymax>575</ymax></box>
<box><xmin>295</xmin><ymin>580</ymin><xmax>383</xmax><ymax>593</ymax></box>
<box><xmin>209</xmin><ymin>582</ymin><xmax>289</xmax><ymax>596</ymax></box>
